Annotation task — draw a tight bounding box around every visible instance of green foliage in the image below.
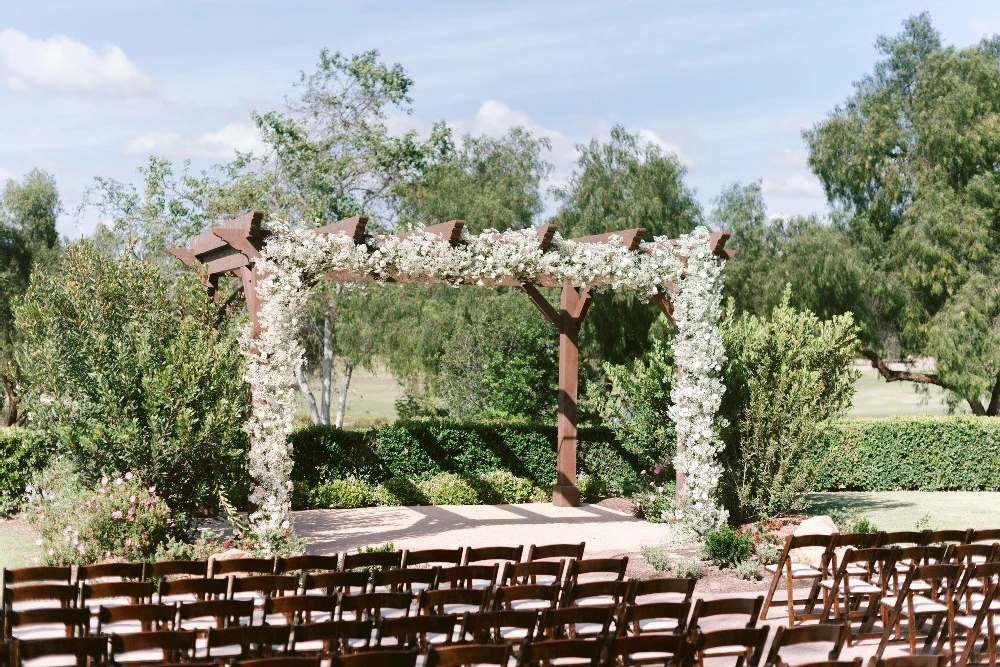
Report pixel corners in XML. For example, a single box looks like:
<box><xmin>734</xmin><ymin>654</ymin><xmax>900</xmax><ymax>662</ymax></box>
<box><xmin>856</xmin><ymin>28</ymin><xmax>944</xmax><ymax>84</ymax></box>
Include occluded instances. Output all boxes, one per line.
<box><xmin>0</xmin><ymin>428</ymin><xmax>55</xmax><ymax>515</ymax></box>
<box><xmin>805</xmin><ymin>13</ymin><xmax>1000</xmax><ymax>414</ymax></box>
<box><xmin>672</xmin><ymin>560</ymin><xmax>705</xmax><ymax>579</ymax></box>
<box><xmin>640</xmin><ymin>546</ymin><xmax>672</xmax><ymax>572</ymax></box>
<box><xmin>153</xmin><ymin>527</ymin><xmax>305</xmax><ymax>561</ymax></box>
<box><xmin>373</xmin><ymin>477</ymin><xmax>428</xmax><ymax>506</ymax></box>
<box><xmin>15</xmin><ymin>243</ymin><xmax>250</xmax><ymax>526</ymax></box>
<box><xmin>476</xmin><ymin>470</ymin><xmax>536</xmax><ymax>504</ymax></box>
<box><xmin>753</xmin><ymin>540</ymin><xmax>781</xmax><ymax>566</ymax></box>
<box><xmin>28</xmin><ymin>463</ymin><xmax>172</xmax><ymax>565</ymax></box>
<box><xmin>416</xmin><ymin>473</ymin><xmax>480</xmax><ymax>506</ymax></box>
<box><xmin>720</xmin><ymin>294</ymin><xmax>860</xmax><ymax>520</ymax></box>
<box><xmin>309</xmin><ymin>479</ymin><xmax>377</xmax><ymax>509</ymax></box>
<box><xmin>575</xmin><ymin>474</ymin><xmax>606</xmax><ymax>503</ymax></box>
<box><xmin>735</xmin><ymin>559</ymin><xmax>763</xmax><ymax>581</ymax></box>
<box><xmin>702</xmin><ymin>525</ymin><xmax>753</xmax><ymax>568</ymax></box>
<box><xmin>815</xmin><ymin>417</ymin><xmax>1000</xmax><ymax>491</ymax></box>
<box><xmin>397</xmin><ymin>127</ymin><xmax>552</xmax><ymax>233</ymax></box>
<box><xmin>631</xmin><ymin>464</ymin><xmax>676</xmax><ymax>523</ymax></box>
<box><xmin>602</xmin><ymin>338</ymin><xmax>676</xmax><ymax>473</ymax></box>
<box><xmin>289</xmin><ymin>420</ymin><xmax>640</xmax><ymax>498</ymax></box>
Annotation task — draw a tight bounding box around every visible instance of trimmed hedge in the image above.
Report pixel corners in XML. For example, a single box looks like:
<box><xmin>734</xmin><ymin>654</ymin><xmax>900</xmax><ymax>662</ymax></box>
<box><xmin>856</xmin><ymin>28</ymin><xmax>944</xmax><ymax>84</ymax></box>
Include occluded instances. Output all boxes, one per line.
<box><xmin>289</xmin><ymin>419</ymin><xmax>646</xmax><ymax>496</ymax></box>
<box><xmin>0</xmin><ymin>428</ymin><xmax>56</xmax><ymax>515</ymax></box>
<box><xmin>814</xmin><ymin>416</ymin><xmax>1000</xmax><ymax>491</ymax></box>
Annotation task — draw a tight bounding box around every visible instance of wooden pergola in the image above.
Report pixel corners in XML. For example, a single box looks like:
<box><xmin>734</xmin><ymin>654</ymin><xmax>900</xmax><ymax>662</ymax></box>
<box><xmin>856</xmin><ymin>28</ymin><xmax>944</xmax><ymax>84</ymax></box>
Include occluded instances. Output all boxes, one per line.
<box><xmin>170</xmin><ymin>212</ymin><xmax>733</xmax><ymax>507</ymax></box>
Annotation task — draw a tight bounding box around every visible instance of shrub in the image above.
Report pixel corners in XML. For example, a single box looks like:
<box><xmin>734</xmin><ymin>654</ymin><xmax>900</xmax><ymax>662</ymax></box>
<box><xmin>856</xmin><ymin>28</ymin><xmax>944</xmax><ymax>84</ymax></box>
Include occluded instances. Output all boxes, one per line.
<box><xmin>814</xmin><ymin>417</ymin><xmax>1000</xmax><ymax>491</ymax></box>
<box><xmin>310</xmin><ymin>479</ymin><xmax>377</xmax><ymax>509</ymax></box>
<box><xmin>673</xmin><ymin>560</ymin><xmax>705</xmax><ymax>579</ymax></box>
<box><xmin>154</xmin><ymin>527</ymin><xmax>305</xmax><ymax>561</ymax></box>
<box><xmin>28</xmin><ymin>463</ymin><xmax>172</xmax><ymax>565</ymax></box>
<box><xmin>477</xmin><ymin>471</ymin><xmax>535</xmax><ymax>504</ymax></box>
<box><xmin>631</xmin><ymin>464</ymin><xmax>675</xmax><ymax>523</ymax></box>
<box><xmin>702</xmin><ymin>525</ymin><xmax>754</xmax><ymax>568</ymax></box>
<box><xmin>735</xmin><ymin>559</ymin><xmax>763</xmax><ymax>581</ymax></box>
<box><xmin>15</xmin><ymin>244</ymin><xmax>249</xmax><ymax>528</ymax></box>
<box><xmin>0</xmin><ymin>428</ymin><xmax>55</xmax><ymax>516</ymax></box>
<box><xmin>720</xmin><ymin>294</ymin><xmax>859</xmax><ymax>521</ymax></box>
<box><xmin>640</xmin><ymin>546</ymin><xmax>672</xmax><ymax>572</ymax></box>
<box><xmin>374</xmin><ymin>477</ymin><xmax>428</xmax><ymax>506</ymax></box>
<box><xmin>576</xmin><ymin>474</ymin><xmax>606</xmax><ymax>503</ymax></box>
<box><xmin>289</xmin><ymin>426</ymin><xmax>384</xmax><ymax>487</ymax></box>
<box><xmin>417</xmin><ymin>473</ymin><xmax>480</xmax><ymax>505</ymax></box>
<box><xmin>753</xmin><ymin>540</ymin><xmax>781</xmax><ymax>565</ymax></box>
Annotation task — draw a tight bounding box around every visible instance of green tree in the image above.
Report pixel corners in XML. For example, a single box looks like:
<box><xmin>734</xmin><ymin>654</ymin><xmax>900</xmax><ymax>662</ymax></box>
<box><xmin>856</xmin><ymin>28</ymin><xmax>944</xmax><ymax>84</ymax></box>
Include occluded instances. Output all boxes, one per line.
<box><xmin>720</xmin><ymin>294</ymin><xmax>860</xmax><ymax>520</ymax></box>
<box><xmin>15</xmin><ymin>243</ymin><xmax>250</xmax><ymax>527</ymax></box>
<box><xmin>805</xmin><ymin>13</ymin><xmax>1000</xmax><ymax>414</ymax></box>
<box><xmin>398</xmin><ymin>127</ymin><xmax>552</xmax><ymax>232</ymax></box>
<box><xmin>0</xmin><ymin>169</ymin><xmax>61</xmax><ymax>426</ymax></box>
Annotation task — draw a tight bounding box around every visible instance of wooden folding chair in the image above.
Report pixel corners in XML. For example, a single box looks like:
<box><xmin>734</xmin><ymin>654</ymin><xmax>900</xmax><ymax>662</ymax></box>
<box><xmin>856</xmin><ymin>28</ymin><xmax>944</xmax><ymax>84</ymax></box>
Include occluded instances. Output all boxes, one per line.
<box><xmin>876</xmin><ymin>563</ymin><xmax>960</xmax><ymax>659</ymax></box>
<box><xmin>607</xmin><ymin>633</ymin><xmax>687</xmax><ymax>667</ymax></box>
<box><xmin>436</xmin><ymin>565</ymin><xmax>498</xmax><ymax>590</ymax></box>
<box><xmin>565</xmin><ymin>558</ymin><xmax>628</xmax><ymax>583</ymax></box>
<box><xmin>419</xmin><ymin>588</ymin><xmax>490</xmax><ymax>617</ymax></box>
<box><xmin>333</xmin><ymin>648</ymin><xmax>418</xmax><ymax>666</ymax></box>
<box><xmin>402</xmin><ymin>549</ymin><xmax>463</xmax><ymax>569</ymax></box>
<box><xmin>690</xmin><ymin>596</ymin><xmax>763</xmax><ymax>631</ymax></box>
<box><xmin>689</xmin><ymin>627</ymin><xmax>769</xmax><ymax>667</ymax></box>
<box><xmin>275</xmin><ymin>555</ymin><xmax>340</xmax><ymax>575</ymax></box>
<box><xmin>342</xmin><ymin>551</ymin><xmax>403</xmax><ymax>573</ymax></box>
<box><xmin>820</xmin><ymin>547</ymin><xmax>898</xmax><ymax>644</ymax></box>
<box><xmin>954</xmin><ymin>562</ymin><xmax>1000</xmax><ymax>667</ymax></box>
<box><xmin>502</xmin><ymin>560</ymin><xmax>565</xmax><ymax>587</ymax></box>
<box><xmin>462</xmin><ymin>546</ymin><xmax>523</xmax><ymax>566</ymax></box>
<box><xmin>301</xmin><ymin>571</ymin><xmax>368</xmax><ymax>597</ymax></box>
<box><xmin>371</xmin><ymin>568</ymin><xmax>439</xmax><ymax>595</ymax></box>
<box><xmin>765</xmin><ymin>622</ymin><xmax>849</xmax><ymax>667</ymax></box>
<box><xmin>620</xmin><ymin>600</ymin><xmax>690</xmax><ymax>636</ymax></box>
<box><xmin>761</xmin><ymin>533</ymin><xmax>831</xmax><ymax>624</ymax></box>
<box><xmin>865</xmin><ymin>655</ymin><xmax>949</xmax><ymax>667</ymax></box>
<box><xmin>375</xmin><ymin>614</ymin><xmax>457</xmax><ymax>651</ymax></box>
<box><xmin>211</xmin><ymin>558</ymin><xmax>276</xmax><ymax>578</ymax></box>
<box><xmin>525</xmin><ymin>543</ymin><xmax>585</xmax><ymax>562</ymax></box>
<box><xmin>233</xmin><ymin>658</ymin><xmax>320</xmax><ymax>667</ymax></box>
<box><xmin>157</xmin><ymin>577</ymin><xmax>228</xmax><ymax>604</ymax></box>
<box><xmin>629</xmin><ymin>578</ymin><xmax>697</xmax><ymax>604</ymax></box>
<box><xmin>456</xmin><ymin>610</ymin><xmax>537</xmax><ymax>644</ymax></box>
<box><xmin>425</xmin><ymin>643</ymin><xmax>510</xmax><ymax>667</ymax></box>
<box><xmin>926</xmin><ymin>530</ymin><xmax>972</xmax><ymax>546</ymax></box>
<box><xmin>514</xmin><ymin>637</ymin><xmax>603</xmax><ymax>667</ymax></box>
<box><xmin>492</xmin><ymin>584</ymin><xmax>560</xmax><ymax>612</ymax></box>
<box><xmin>263</xmin><ymin>594</ymin><xmax>337</xmax><ymax>626</ymax></box>
<box><xmin>3</xmin><ymin>584</ymin><xmax>79</xmax><ymax>611</ymax></box>
<box><xmin>881</xmin><ymin>533</ymin><xmax>930</xmax><ymax>548</ymax></box>
<box><xmin>109</xmin><ymin>630</ymin><xmax>196</xmax><ymax>665</ymax></box>
<box><xmin>338</xmin><ymin>592</ymin><xmax>413</xmax><ymax>623</ymax></box>
<box><xmin>176</xmin><ymin>599</ymin><xmax>254</xmax><ymax>632</ymax></box>
<box><xmin>230</xmin><ymin>575</ymin><xmax>299</xmax><ymax>605</ymax></box>
<box><xmin>80</xmin><ymin>581</ymin><xmax>154</xmax><ymax>609</ymax></box>
<box><xmin>146</xmin><ymin>560</ymin><xmax>208</xmax><ymax>581</ymax></box>
<box><xmin>970</xmin><ymin>529</ymin><xmax>1000</xmax><ymax>545</ymax></box>
<box><xmin>5</xmin><ymin>607</ymin><xmax>90</xmax><ymax>640</ymax></box>
<box><xmin>206</xmin><ymin>625</ymin><xmax>290</xmax><ymax>661</ymax></box>
<box><xmin>287</xmin><ymin>619</ymin><xmax>373</xmax><ymax>656</ymax></box>
<box><xmin>96</xmin><ymin>604</ymin><xmax>176</xmax><ymax>635</ymax></box>
<box><xmin>77</xmin><ymin>564</ymin><xmax>145</xmax><ymax>584</ymax></box>
<box><xmin>12</xmin><ymin>635</ymin><xmax>107</xmax><ymax>667</ymax></box>
<box><xmin>536</xmin><ymin>605</ymin><xmax>613</xmax><ymax>639</ymax></box>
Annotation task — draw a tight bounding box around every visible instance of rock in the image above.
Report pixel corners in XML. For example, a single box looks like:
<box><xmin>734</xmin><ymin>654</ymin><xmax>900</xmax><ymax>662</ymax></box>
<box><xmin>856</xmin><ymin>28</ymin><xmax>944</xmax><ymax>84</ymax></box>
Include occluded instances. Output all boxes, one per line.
<box><xmin>210</xmin><ymin>548</ymin><xmax>251</xmax><ymax>562</ymax></box>
<box><xmin>791</xmin><ymin>515</ymin><xmax>837</xmax><ymax>568</ymax></box>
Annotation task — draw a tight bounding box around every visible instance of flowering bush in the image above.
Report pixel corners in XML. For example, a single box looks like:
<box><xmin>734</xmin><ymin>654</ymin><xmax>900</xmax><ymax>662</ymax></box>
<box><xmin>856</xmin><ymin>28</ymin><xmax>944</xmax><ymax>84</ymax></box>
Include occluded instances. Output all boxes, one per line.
<box><xmin>153</xmin><ymin>527</ymin><xmax>305</xmax><ymax>561</ymax></box>
<box><xmin>248</xmin><ymin>221</ymin><xmax>727</xmax><ymax>540</ymax></box>
<box><xmin>29</xmin><ymin>465</ymin><xmax>171</xmax><ymax>565</ymax></box>
<box><xmin>631</xmin><ymin>463</ymin><xmax>676</xmax><ymax>523</ymax></box>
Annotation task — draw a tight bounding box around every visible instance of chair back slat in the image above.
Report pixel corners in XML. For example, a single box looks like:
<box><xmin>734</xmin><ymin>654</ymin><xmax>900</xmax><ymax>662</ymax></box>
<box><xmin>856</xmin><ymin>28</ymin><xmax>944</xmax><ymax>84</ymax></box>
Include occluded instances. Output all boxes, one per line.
<box><xmin>462</xmin><ymin>546</ymin><xmax>522</xmax><ymax>565</ymax></box>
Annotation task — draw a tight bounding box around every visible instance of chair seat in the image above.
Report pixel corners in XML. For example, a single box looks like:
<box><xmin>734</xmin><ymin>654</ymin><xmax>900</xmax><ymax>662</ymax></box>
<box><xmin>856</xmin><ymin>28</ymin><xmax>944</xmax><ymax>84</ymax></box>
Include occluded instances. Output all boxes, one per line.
<box><xmin>820</xmin><ymin>579</ymin><xmax>881</xmax><ymax>594</ymax></box>
<box><xmin>637</xmin><ymin>618</ymin><xmax>679</xmax><ymax>633</ymax></box>
<box><xmin>881</xmin><ymin>595</ymin><xmax>948</xmax><ymax>614</ymax></box>
<box><xmin>765</xmin><ymin>563</ymin><xmax>822</xmax><ymax>577</ymax></box>
<box><xmin>956</xmin><ymin>614</ymin><xmax>1000</xmax><ymax>632</ymax></box>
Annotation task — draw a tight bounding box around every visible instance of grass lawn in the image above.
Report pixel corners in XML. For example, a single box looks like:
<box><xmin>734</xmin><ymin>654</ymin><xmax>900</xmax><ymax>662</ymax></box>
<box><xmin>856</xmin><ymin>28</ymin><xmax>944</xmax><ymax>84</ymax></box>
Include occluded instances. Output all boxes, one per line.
<box><xmin>0</xmin><ymin>519</ymin><xmax>39</xmax><ymax>570</ymax></box>
<box><xmin>806</xmin><ymin>491</ymin><xmax>1000</xmax><ymax>532</ymax></box>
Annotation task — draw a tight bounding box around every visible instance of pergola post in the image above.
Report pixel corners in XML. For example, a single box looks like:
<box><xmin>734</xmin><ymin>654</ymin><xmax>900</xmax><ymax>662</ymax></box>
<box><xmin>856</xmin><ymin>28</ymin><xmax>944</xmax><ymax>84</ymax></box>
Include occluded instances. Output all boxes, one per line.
<box><xmin>553</xmin><ymin>285</ymin><xmax>592</xmax><ymax>506</ymax></box>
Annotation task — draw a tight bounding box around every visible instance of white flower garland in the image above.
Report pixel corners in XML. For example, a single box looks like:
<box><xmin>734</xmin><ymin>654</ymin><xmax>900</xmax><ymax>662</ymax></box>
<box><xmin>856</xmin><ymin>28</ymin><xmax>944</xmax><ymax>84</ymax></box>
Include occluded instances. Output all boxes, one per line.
<box><xmin>245</xmin><ymin>222</ymin><xmax>727</xmax><ymax>536</ymax></box>
<box><xmin>668</xmin><ymin>232</ymin><xmax>729</xmax><ymax>535</ymax></box>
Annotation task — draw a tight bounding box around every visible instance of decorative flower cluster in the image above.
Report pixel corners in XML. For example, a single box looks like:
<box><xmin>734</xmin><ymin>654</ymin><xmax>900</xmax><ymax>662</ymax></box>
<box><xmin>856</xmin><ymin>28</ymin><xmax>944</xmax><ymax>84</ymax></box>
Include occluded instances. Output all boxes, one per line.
<box><xmin>247</xmin><ymin>222</ymin><xmax>727</xmax><ymax>538</ymax></box>
<box><xmin>667</xmin><ymin>229</ymin><xmax>729</xmax><ymax>535</ymax></box>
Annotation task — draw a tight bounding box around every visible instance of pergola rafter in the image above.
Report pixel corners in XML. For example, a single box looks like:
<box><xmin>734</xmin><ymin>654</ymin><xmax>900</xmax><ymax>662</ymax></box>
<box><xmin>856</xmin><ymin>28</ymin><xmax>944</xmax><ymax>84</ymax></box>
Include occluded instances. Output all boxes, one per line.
<box><xmin>170</xmin><ymin>212</ymin><xmax>733</xmax><ymax>507</ymax></box>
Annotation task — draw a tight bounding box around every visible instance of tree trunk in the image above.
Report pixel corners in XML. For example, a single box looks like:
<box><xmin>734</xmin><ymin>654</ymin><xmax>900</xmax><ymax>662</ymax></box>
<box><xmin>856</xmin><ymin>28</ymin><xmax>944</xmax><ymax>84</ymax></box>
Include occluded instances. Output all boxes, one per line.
<box><xmin>2</xmin><ymin>376</ymin><xmax>24</xmax><ymax>427</ymax></box>
<box><xmin>295</xmin><ymin>365</ymin><xmax>321</xmax><ymax>424</ymax></box>
<box><xmin>858</xmin><ymin>346</ymin><xmax>995</xmax><ymax>416</ymax></box>
<box><xmin>335</xmin><ymin>363</ymin><xmax>354</xmax><ymax>429</ymax></box>
<box><xmin>319</xmin><ymin>316</ymin><xmax>334</xmax><ymax>425</ymax></box>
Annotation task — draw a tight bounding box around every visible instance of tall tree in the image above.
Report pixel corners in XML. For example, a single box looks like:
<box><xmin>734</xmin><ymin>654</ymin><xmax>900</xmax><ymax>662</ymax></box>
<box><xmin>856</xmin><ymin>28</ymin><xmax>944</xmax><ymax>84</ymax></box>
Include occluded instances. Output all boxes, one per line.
<box><xmin>553</xmin><ymin>126</ymin><xmax>702</xmax><ymax>369</ymax></box>
<box><xmin>806</xmin><ymin>13</ymin><xmax>1000</xmax><ymax>414</ymax></box>
<box><xmin>0</xmin><ymin>169</ymin><xmax>61</xmax><ymax>426</ymax></box>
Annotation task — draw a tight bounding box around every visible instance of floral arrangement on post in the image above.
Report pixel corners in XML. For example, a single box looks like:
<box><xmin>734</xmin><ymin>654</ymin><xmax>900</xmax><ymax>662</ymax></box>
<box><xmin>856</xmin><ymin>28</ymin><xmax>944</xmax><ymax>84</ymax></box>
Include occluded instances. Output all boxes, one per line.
<box><xmin>248</xmin><ymin>222</ymin><xmax>727</xmax><ymax>539</ymax></box>
<box><xmin>668</xmin><ymin>230</ymin><xmax>728</xmax><ymax>535</ymax></box>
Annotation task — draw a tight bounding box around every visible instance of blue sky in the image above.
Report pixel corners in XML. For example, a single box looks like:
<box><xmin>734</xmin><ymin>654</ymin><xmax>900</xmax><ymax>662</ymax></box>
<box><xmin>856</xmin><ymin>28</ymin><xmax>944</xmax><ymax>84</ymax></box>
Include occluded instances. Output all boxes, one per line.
<box><xmin>3</xmin><ymin>1</ymin><xmax>1000</xmax><ymax>238</ymax></box>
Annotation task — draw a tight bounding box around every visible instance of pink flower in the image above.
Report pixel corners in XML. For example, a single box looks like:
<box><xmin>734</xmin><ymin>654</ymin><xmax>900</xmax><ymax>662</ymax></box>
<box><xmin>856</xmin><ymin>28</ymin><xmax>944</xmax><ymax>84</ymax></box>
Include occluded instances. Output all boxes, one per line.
<box><xmin>125</xmin><ymin>538</ymin><xmax>131</xmax><ymax>546</ymax></box>
<box><xmin>129</xmin><ymin>496</ymin><xmax>136</xmax><ymax>503</ymax></box>
<box><xmin>125</xmin><ymin>472</ymin><xmax>134</xmax><ymax>480</ymax></box>
<box><xmin>77</xmin><ymin>544</ymin><xmax>85</xmax><ymax>554</ymax></box>
<box><xmin>653</xmin><ymin>466</ymin><xmax>662</xmax><ymax>475</ymax></box>
<box><xmin>112</xmin><ymin>510</ymin><xmax>123</xmax><ymax>519</ymax></box>
<box><xmin>101</xmin><ymin>477</ymin><xmax>108</xmax><ymax>486</ymax></box>
<box><xmin>658</xmin><ymin>487</ymin><xmax>664</xmax><ymax>493</ymax></box>
<box><xmin>115</xmin><ymin>478</ymin><xmax>124</xmax><ymax>486</ymax></box>
<box><xmin>649</xmin><ymin>495</ymin><xmax>656</xmax><ymax>502</ymax></box>
<box><xmin>47</xmin><ymin>549</ymin><xmax>54</xmax><ymax>556</ymax></box>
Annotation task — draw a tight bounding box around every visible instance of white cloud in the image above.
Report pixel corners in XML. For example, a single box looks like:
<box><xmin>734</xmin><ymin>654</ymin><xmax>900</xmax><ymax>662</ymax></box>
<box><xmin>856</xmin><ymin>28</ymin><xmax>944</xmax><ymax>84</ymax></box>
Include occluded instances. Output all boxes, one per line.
<box><xmin>122</xmin><ymin>122</ymin><xmax>265</xmax><ymax>159</ymax></box>
<box><xmin>0</xmin><ymin>166</ymin><xmax>15</xmax><ymax>183</ymax></box>
<box><xmin>636</xmin><ymin>128</ymin><xmax>694</xmax><ymax>167</ymax></box>
<box><xmin>0</xmin><ymin>29</ymin><xmax>154</xmax><ymax>97</ymax></box>
<box><xmin>762</xmin><ymin>171</ymin><xmax>825</xmax><ymax>199</ymax></box>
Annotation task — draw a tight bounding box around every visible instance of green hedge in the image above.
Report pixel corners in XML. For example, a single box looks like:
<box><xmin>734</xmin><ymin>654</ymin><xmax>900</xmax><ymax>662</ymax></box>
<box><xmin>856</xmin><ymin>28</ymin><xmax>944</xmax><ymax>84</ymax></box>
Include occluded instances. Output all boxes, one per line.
<box><xmin>814</xmin><ymin>416</ymin><xmax>1000</xmax><ymax>491</ymax></box>
<box><xmin>0</xmin><ymin>428</ymin><xmax>56</xmax><ymax>515</ymax></box>
<box><xmin>289</xmin><ymin>419</ymin><xmax>647</xmax><ymax>496</ymax></box>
